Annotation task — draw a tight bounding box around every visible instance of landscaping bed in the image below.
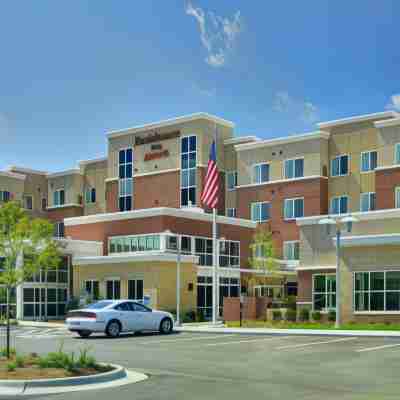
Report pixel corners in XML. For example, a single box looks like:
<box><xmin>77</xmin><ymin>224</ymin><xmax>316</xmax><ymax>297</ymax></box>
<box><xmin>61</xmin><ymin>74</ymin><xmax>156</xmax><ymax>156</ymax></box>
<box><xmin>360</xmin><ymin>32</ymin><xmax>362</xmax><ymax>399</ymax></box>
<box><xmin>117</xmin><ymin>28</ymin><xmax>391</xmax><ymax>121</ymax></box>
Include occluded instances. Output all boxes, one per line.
<box><xmin>0</xmin><ymin>345</ymin><xmax>113</xmax><ymax>380</ymax></box>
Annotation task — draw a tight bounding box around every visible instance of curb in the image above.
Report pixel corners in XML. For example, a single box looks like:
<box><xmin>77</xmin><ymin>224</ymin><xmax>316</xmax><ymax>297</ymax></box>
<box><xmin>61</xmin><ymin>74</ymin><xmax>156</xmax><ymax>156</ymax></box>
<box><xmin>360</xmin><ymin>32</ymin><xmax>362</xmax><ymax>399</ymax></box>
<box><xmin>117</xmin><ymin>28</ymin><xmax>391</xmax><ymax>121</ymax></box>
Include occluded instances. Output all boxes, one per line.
<box><xmin>175</xmin><ymin>326</ymin><xmax>400</xmax><ymax>338</ymax></box>
<box><xmin>17</xmin><ymin>321</ymin><xmax>66</xmax><ymax>329</ymax></box>
<box><xmin>0</xmin><ymin>363</ymin><xmax>148</xmax><ymax>397</ymax></box>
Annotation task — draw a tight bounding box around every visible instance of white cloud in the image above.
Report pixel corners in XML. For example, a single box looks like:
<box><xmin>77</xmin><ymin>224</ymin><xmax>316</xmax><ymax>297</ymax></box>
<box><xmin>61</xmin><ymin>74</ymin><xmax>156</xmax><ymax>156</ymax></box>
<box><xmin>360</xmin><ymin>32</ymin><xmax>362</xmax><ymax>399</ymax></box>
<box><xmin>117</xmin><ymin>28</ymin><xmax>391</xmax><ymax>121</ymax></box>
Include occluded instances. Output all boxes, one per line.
<box><xmin>272</xmin><ymin>91</ymin><xmax>319</xmax><ymax>124</ymax></box>
<box><xmin>385</xmin><ymin>94</ymin><xmax>400</xmax><ymax>111</ymax></box>
<box><xmin>185</xmin><ymin>1</ymin><xmax>243</xmax><ymax>67</ymax></box>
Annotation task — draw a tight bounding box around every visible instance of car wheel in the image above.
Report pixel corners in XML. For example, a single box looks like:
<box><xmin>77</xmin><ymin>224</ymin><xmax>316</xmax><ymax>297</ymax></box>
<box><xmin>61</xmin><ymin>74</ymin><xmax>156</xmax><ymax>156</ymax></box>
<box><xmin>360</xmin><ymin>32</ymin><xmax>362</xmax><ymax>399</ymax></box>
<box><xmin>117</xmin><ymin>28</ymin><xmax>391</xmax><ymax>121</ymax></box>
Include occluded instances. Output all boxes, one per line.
<box><xmin>77</xmin><ymin>330</ymin><xmax>92</xmax><ymax>338</ymax></box>
<box><xmin>159</xmin><ymin>317</ymin><xmax>173</xmax><ymax>334</ymax></box>
<box><xmin>106</xmin><ymin>320</ymin><xmax>121</xmax><ymax>338</ymax></box>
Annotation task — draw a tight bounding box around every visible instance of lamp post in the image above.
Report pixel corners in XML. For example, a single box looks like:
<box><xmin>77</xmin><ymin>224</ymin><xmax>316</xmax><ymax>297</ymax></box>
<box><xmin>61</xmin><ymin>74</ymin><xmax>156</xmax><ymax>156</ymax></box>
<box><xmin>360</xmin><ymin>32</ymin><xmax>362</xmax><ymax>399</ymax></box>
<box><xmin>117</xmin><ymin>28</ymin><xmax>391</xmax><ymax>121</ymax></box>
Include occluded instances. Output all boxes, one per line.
<box><xmin>318</xmin><ymin>215</ymin><xmax>358</xmax><ymax>328</ymax></box>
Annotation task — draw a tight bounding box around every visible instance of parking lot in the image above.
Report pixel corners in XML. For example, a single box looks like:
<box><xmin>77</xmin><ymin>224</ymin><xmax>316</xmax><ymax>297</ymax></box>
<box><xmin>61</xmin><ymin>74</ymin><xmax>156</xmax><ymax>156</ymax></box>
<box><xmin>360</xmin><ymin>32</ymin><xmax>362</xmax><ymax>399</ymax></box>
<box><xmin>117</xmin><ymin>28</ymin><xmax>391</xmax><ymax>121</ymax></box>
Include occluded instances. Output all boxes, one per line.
<box><xmin>3</xmin><ymin>326</ymin><xmax>400</xmax><ymax>399</ymax></box>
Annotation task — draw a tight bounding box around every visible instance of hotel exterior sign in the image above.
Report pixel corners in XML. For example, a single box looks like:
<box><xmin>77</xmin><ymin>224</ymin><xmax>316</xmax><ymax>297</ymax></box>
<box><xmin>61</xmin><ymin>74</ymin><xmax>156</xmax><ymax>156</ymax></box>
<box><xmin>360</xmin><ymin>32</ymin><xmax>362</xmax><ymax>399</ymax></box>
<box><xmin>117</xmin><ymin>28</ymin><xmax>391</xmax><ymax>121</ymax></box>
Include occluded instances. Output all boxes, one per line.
<box><xmin>135</xmin><ymin>130</ymin><xmax>180</xmax><ymax>146</ymax></box>
<box><xmin>144</xmin><ymin>149</ymin><xmax>170</xmax><ymax>162</ymax></box>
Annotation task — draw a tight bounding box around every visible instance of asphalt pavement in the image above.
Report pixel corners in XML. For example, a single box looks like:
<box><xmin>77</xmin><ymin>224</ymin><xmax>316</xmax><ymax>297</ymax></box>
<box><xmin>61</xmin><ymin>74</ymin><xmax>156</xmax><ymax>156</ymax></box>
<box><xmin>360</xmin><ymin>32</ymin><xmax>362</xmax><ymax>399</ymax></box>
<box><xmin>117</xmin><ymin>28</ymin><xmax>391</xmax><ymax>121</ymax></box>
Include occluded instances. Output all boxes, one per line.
<box><xmin>2</xmin><ymin>326</ymin><xmax>400</xmax><ymax>400</ymax></box>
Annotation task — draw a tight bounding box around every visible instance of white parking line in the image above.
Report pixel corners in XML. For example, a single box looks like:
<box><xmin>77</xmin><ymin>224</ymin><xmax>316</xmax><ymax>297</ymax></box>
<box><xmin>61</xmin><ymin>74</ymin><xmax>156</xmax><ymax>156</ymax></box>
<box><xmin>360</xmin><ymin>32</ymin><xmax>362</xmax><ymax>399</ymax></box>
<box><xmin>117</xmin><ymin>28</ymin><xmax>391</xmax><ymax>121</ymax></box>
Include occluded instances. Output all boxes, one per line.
<box><xmin>202</xmin><ymin>336</ymin><xmax>291</xmax><ymax>347</ymax></box>
<box><xmin>356</xmin><ymin>342</ymin><xmax>400</xmax><ymax>353</ymax></box>
<box><xmin>276</xmin><ymin>337</ymin><xmax>358</xmax><ymax>350</ymax></box>
<box><xmin>140</xmin><ymin>334</ymin><xmax>237</xmax><ymax>345</ymax></box>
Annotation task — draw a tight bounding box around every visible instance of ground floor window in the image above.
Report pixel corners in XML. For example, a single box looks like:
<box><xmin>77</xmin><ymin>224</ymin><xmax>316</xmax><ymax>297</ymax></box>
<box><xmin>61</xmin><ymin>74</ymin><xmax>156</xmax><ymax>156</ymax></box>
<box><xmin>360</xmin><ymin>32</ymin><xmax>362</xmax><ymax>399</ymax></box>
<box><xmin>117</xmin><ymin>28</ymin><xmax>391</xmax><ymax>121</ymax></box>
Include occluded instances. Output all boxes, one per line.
<box><xmin>85</xmin><ymin>280</ymin><xmax>99</xmax><ymax>301</ymax></box>
<box><xmin>0</xmin><ymin>287</ymin><xmax>16</xmax><ymax>319</ymax></box>
<box><xmin>128</xmin><ymin>279</ymin><xmax>144</xmax><ymax>301</ymax></box>
<box><xmin>23</xmin><ymin>287</ymin><xmax>67</xmax><ymax>319</ymax></box>
<box><xmin>219</xmin><ymin>277</ymin><xmax>240</xmax><ymax>315</ymax></box>
<box><xmin>313</xmin><ymin>274</ymin><xmax>336</xmax><ymax>312</ymax></box>
<box><xmin>106</xmin><ymin>280</ymin><xmax>121</xmax><ymax>300</ymax></box>
<box><xmin>354</xmin><ymin>271</ymin><xmax>400</xmax><ymax>312</ymax></box>
<box><xmin>254</xmin><ymin>285</ymin><xmax>283</xmax><ymax>299</ymax></box>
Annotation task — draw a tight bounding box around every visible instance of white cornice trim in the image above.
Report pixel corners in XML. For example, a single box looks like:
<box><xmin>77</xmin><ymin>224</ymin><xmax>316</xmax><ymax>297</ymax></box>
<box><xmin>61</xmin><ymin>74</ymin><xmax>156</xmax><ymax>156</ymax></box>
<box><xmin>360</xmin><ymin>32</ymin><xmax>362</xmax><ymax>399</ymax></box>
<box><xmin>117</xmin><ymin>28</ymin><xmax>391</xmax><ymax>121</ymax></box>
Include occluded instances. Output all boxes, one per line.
<box><xmin>374</xmin><ymin>117</ymin><xmax>400</xmax><ymax>128</ymax></box>
<box><xmin>224</xmin><ymin>136</ymin><xmax>259</xmax><ymax>146</ymax></box>
<box><xmin>64</xmin><ymin>207</ymin><xmax>257</xmax><ymax>229</ymax></box>
<box><xmin>235</xmin><ymin>131</ymin><xmax>330</xmax><ymax>152</ymax></box>
<box><xmin>107</xmin><ymin>113</ymin><xmax>234</xmax><ymax>139</ymax></box>
<box><xmin>47</xmin><ymin>203</ymin><xmax>83</xmax><ymax>210</ymax></box>
<box><xmin>236</xmin><ymin>175</ymin><xmax>327</xmax><ymax>189</ymax></box>
<box><xmin>375</xmin><ymin>164</ymin><xmax>400</xmax><ymax>172</ymax></box>
<box><xmin>297</xmin><ymin>208</ymin><xmax>400</xmax><ymax>226</ymax></box>
<box><xmin>7</xmin><ymin>166</ymin><xmax>47</xmax><ymax>176</ymax></box>
<box><xmin>47</xmin><ymin>169</ymin><xmax>82</xmax><ymax>178</ymax></box>
<box><xmin>73</xmin><ymin>252</ymin><xmax>198</xmax><ymax>265</ymax></box>
<box><xmin>317</xmin><ymin>111</ymin><xmax>397</xmax><ymax>129</ymax></box>
<box><xmin>134</xmin><ymin>168</ymin><xmax>179</xmax><ymax>178</ymax></box>
<box><xmin>296</xmin><ymin>265</ymin><xmax>336</xmax><ymax>271</ymax></box>
<box><xmin>338</xmin><ymin>233</ymin><xmax>400</xmax><ymax>247</ymax></box>
<box><xmin>105</xmin><ymin>177</ymin><xmax>118</xmax><ymax>183</ymax></box>
<box><xmin>0</xmin><ymin>171</ymin><xmax>26</xmax><ymax>181</ymax></box>
<box><xmin>79</xmin><ymin>157</ymin><xmax>107</xmax><ymax>167</ymax></box>
<box><xmin>57</xmin><ymin>238</ymin><xmax>104</xmax><ymax>245</ymax></box>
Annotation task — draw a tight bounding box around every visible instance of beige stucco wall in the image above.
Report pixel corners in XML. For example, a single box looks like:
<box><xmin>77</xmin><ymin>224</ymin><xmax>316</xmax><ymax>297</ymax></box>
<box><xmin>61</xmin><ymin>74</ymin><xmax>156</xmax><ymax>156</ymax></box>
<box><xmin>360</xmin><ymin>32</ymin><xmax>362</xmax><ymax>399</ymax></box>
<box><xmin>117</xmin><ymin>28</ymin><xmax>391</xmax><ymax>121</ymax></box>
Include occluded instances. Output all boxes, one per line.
<box><xmin>81</xmin><ymin>160</ymin><xmax>107</xmax><ymax>215</ymax></box>
<box><xmin>107</xmin><ymin>119</ymin><xmax>233</xmax><ymax>179</ymax></box>
<box><xmin>376</xmin><ymin>124</ymin><xmax>400</xmax><ymax>166</ymax></box>
<box><xmin>48</xmin><ymin>173</ymin><xmax>84</xmax><ymax>207</ymax></box>
<box><xmin>224</xmin><ymin>143</ymin><xmax>237</xmax><ymax>212</ymax></box>
<box><xmin>236</xmin><ymin>137</ymin><xmax>328</xmax><ymax>186</ymax></box>
<box><xmin>0</xmin><ymin>175</ymin><xmax>24</xmax><ymax>204</ymax></box>
<box><xmin>73</xmin><ymin>261</ymin><xmax>197</xmax><ymax>313</ymax></box>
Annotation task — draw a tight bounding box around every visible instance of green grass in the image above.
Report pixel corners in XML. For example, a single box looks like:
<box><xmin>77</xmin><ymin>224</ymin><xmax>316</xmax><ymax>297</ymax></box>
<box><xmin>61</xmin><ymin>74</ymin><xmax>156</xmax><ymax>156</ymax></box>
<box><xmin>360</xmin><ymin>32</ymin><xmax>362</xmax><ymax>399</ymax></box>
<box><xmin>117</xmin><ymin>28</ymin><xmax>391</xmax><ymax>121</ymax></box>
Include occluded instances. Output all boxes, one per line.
<box><xmin>226</xmin><ymin>320</ymin><xmax>400</xmax><ymax>331</ymax></box>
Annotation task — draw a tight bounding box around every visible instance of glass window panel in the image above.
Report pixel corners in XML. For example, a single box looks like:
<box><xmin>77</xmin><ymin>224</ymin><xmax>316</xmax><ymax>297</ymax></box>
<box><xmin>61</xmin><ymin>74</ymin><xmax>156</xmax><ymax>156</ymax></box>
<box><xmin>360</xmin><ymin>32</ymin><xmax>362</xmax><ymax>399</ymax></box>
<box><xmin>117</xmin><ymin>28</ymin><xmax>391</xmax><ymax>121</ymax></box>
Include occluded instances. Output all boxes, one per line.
<box><xmin>126</xmin><ymin>164</ymin><xmax>132</xmax><ymax>178</ymax></box>
<box><xmin>189</xmin><ymin>136</ymin><xmax>196</xmax><ymax>152</ymax></box>
<box><xmin>355</xmin><ymin>272</ymin><xmax>369</xmax><ymax>291</ymax></box>
<box><xmin>181</xmin><ymin>188</ymin><xmax>188</xmax><ymax>206</ymax></box>
<box><xmin>340</xmin><ymin>197</ymin><xmax>348</xmax><ymax>214</ymax></box>
<box><xmin>181</xmin><ymin>137</ymin><xmax>188</xmax><ymax>154</ymax></box>
<box><xmin>261</xmin><ymin>164</ymin><xmax>269</xmax><ymax>182</ymax></box>
<box><xmin>260</xmin><ymin>203</ymin><xmax>270</xmax><ymax>221</ymax></box>
<box><xmin>340</xmin><ymin>155</ymin><xmax>348</xmax><ymax>175</ymax></box>
<box><xmin>137</xmin><ymin>280</ymin><xmax>143</xmax><ymax>300</ymax></box>
<box><xmin>119</xmin><ymin>165</ymin><xmax>125</xmax><ymax>179</ymax></box>
<box><xmin>362</xmin><ymin>152</ymin><xmax>369</xmax><ymax>172</ymax></box>
<box><xmin>295</xmin><ymin>158</ymin><xmax>304</xmax><ymax>177</ymax></box>
<box><xmin>47</xmin><ymin>289</ymin><xmax>57</xmax><ymax>302</ymax></box>
<box><xmin>314</xmin><ymin>275</ymin><xmax>326</xmax><ymax>292</ymax></box>
<box><xmin>188</xmin><ymin>187</ymin><xmax>196</xmax><ymax>204</ymax></box>
<box><xmin>119</xmin><ymin>150</ymin><xmax>126</xmax><ymax>164</ymax></box>
<box><xmin>332</xmin><ymin>157</ymin><xmax>339</xmax><ymax>176</ymax></box>
<box><xmin>126</xmin><ymin>148</ymin><xmax>133</xmax><ymax>163</ymax></box>
<box><xmin>313</xmin><ymin>294</ymin><xmax>325</xmax><ymax>310</ymax></box>
<box><xmin>189</xmin><ymin>169</ymin><xmax>196</xmax><ymax>187</ymax></box>
<box><xmin>386</xmin><ymin>271</ymin><xmax>400</xmax><ymax>290</ymax></box>
<box><xmin>355</xmin><ymin>291</ymin><xmax>369</xmax><ymax>311</ymax></box>
<box><xmin>386</xmin><ymin>292</ymin><xmax>400</xmax><ymax>311</ymax></box>
<box><xmin>189</xmin><ymin>152</ymin><xmax>196</xmax><ymax>168</ymax></box>
<box><xmin>23</xmin><ymin>288</ymin><xmax>34</xmax><ymax>303</ymax></box>
<box><xmin>371</xmin><ymin>151</ymin><xmax>377</xmax><ymax>170</ymax></box>
<box><xmin>285</xmin><ymin>159</ymin><xmax>294</xmax><ymax>179</ymax></box>
<box><xmin>294</xmin><ymin>199</ymin><xmax>304</xmax><ymax>218</ymax></box>
<box><xmin>371</xmin><ymin>272</ymin><xmax>384</xmax><ymax>291</ymax></box>
<box><xmin>396</xmin><ymin>143</ymin><xmax>400</xmax><ymax>164</ymax></box>
<box><xmin>181</xmin><ymin>154</ymin><xmax>188</xmax><ymax>170</ymax></box>
<box><xmin>370</xmin><ymin>292</ymin><xmax>384</xmax><ymax>311</ymax></box>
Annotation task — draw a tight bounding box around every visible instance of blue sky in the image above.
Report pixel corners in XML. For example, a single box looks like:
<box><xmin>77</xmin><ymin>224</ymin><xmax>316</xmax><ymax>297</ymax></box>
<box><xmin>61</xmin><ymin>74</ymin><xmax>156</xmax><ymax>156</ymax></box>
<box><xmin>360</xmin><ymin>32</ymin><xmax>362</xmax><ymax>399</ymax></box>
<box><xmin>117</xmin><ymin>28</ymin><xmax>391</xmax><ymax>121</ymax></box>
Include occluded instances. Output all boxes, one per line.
<box><xmin>0</xmin><ymin>1</ymin><xmax>399</xmax><ymax>172</ymax></box>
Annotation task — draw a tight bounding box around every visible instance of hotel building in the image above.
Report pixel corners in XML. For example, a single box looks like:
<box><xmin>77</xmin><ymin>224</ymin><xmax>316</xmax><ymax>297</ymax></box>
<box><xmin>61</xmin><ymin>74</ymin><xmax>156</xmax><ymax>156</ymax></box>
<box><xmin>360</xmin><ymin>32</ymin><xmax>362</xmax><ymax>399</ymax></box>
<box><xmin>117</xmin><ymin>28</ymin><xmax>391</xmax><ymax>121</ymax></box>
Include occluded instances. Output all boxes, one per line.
<box><xmin>2</xmin><ymin>110</ymin><xmax>400</xmax><ymax>323</ymax></box>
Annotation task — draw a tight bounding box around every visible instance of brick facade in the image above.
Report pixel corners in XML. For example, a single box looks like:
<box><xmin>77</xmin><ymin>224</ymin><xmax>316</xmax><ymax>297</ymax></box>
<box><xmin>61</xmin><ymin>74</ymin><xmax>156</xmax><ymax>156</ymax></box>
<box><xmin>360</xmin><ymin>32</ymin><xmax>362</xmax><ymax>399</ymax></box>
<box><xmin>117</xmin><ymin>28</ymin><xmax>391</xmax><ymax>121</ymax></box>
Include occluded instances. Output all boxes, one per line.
<box><xmin>375</xmin><ymin>167</ymin><xmax>400</xmax><ymax>209</ymax></box>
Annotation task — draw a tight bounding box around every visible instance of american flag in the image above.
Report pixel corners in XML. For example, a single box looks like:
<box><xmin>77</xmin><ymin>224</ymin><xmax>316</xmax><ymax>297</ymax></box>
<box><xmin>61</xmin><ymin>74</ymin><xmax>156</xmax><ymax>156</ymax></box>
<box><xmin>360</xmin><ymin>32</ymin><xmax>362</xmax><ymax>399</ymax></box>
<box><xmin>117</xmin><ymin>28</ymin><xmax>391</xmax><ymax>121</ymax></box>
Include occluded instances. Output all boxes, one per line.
<box><xmin>201</xmin><ymin>141</ymin><xmax>219</xmax><ymax>209</ymax></box>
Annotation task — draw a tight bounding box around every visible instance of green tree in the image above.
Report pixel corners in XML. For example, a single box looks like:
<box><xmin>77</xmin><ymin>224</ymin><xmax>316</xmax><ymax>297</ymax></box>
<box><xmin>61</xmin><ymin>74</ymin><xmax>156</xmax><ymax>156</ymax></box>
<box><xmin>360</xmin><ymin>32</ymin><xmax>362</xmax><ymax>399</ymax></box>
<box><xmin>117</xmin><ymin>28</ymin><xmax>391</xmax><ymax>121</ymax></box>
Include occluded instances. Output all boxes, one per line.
<box><xmin>248</xmin><ymin>228</ymin><xmax>278</xmax><ymax>296</ymax></box>
<box><xmin>0</xmin><ymin>202</ymin><xmax>62</xmax><ymax>357</ymax></box>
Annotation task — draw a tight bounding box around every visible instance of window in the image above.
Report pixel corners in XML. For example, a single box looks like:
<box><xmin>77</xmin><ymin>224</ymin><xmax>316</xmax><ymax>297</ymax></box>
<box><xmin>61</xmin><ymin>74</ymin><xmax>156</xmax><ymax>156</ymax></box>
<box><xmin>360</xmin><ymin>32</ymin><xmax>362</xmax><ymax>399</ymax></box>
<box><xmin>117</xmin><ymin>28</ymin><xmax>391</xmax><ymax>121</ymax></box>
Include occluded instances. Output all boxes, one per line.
<box><xmin>24</xmin><ymin>195</ymin><xmax>33</xmax><ymax>210</ymax></box>
<box><xmin>119</xmin><ymin>148</ymin><xmax>133</xmax><ymax>211</ymax></box>
<box><xmin>395</xmin><ymin>143</ymin><xmax>400</xmax><ymax>165</ymax></box>
<box><xmin>284</xmin><ymin>198</ymin><xmax>304</xmax><ymax>219</ymax></box>
<box><xmin>361</xmin><ymin>151</ymin><xmax>378</xmax><ymax>172</ymax></box>
<box><xmin>313</xmin><ymin>274</ymin><xmax>336</xmax><ymax>311</ymax></box>
<box><xmin>54</xmin><ymin>222</ymin><xmax>64</xmax><ymax>238</ymax></box>
<box><xmin>41</xmin><ymin>197</ymin><xmax>47</xmax><ymax>211</ymax></box>
<box><xmin>109</xmin><ymin>234</ymin><xmax>160</xmax><ymax>254</ymax></box>
<box><xmin>283</xmin><ymin>241</ymin><xmax>300</xmax><ymax>261</ymax></box>
<box><xmin>360</xmin><ymin>192</ymin><xmax>376</xmax><ymax>212</ymax></box>
<box><xmin>128</xmin><ymin>280</ymin><xmax>144</xmax><ymax>301</ymax></box>
<box><xmin>226</xmin><ymin>171</ymin><xmax>238</xmax><ymax>191</ymax></box>
<box><xmin>253</xmin><ymin>163</ymin><xmax>269</xmax><ymax>184</ymax></box>
<box><xmin>85</xmin><ymin>280</ymin><xmax>99</xmax><ymax>300</ymax></box>
<box><xmin>226</xmin><ymin>208</ymin><xmax>236</xmax><ymax>218</ymax></box>
<box><xmin>396</xmin><ymin>187</ymin><xmax>400</xmax><ymax>209</ymax></box>
<box><xmin>106</xmin><ymin>280</ymin><xmax>121</xmax><ymax>300</ymax></box>
<box><xmin>284</xmin><ymin>158</ymin><xmax>304</xmax><ymax>179</ymax></box>
<box><xmin>0</xmin><ymin>191</ymin><xmax>11</xmax><ymax>202</ymax></box>
<box><xmin>195</xmin><ymin>237</ymin><xmax>213</xmax><ymax>266</ymax></box>
<box><xmin>254</xmin><ymin>285</ymin><xmax>283</xmax><ymax>299</ymax></box>
<box><xmin>219</xmin><ymin>240</ymin><xmax>240</xmax><ymax>268</ymax></box>
<box><xmin>53</xmin><ymin>189</ymin><xmax>65</xmax><ymax>206</ymax></box>
<box><xmin>331</xmin><ymin>155</ymin><xmax>349</xmax><ymax>177</ymax></box>
<box><xmin>330</xmin><ymin>196</ymin><xmax>348</xmax><ymax>214</ymax></box>
<box><xmin>251</xmin><ymin>202</ymin><xmax>271</xmax><ymax>222</ymax></box>
<box><xmin>85</xmin><ymin>188</ymin><xmax>96</xmax><ymax>204</ymax></box>
<box><xmin>181</xmin><ymin>136</ymin><xmax>197</xmax><ymax>207</ymax></box>
<box><xmin>354</xmin><ymin>271</ymin><xmax>400</xmax><ymax>312</ymax></box>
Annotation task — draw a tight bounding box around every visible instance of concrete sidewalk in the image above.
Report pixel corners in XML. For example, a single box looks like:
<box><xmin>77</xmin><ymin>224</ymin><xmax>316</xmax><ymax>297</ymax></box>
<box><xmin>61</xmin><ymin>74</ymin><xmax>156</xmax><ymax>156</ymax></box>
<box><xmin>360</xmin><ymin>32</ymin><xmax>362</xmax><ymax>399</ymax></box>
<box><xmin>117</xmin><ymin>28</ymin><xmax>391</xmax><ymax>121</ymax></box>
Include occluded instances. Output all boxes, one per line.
<box><xmin>175</xmin><ymin>324</ymin><xmax>400</xmax><ymax>338</ymax></box>
<box><xmin>17</xmin><ymin>320</ymin><xmax>66</xmax><ymax>329</ymax></box>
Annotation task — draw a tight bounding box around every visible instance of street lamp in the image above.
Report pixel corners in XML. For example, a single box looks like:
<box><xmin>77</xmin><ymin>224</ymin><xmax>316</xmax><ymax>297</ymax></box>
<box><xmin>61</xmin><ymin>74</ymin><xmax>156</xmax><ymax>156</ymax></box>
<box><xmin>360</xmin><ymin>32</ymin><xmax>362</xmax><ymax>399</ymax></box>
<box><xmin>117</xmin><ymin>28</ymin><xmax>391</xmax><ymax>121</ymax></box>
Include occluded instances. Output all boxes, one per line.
<box><xmin>164</xmin><ymin>230</ymin><xmax>181</xmax><ymax>326</ymax></box>
<box><xmin>318</xmin><ymin>215</ymin><xmax>358</xmax><ymax>328</ymax></box>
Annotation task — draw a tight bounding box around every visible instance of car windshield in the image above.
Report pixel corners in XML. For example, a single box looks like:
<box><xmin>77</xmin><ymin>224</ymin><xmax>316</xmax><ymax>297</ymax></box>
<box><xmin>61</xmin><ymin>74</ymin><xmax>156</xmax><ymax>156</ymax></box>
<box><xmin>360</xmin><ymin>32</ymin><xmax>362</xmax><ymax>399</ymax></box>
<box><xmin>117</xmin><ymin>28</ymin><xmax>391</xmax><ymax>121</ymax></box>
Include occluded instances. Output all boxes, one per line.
<box><xmin>85</xmin><ymin>301</ymin><xmax>114</xmax><ymax>309</ymax></box>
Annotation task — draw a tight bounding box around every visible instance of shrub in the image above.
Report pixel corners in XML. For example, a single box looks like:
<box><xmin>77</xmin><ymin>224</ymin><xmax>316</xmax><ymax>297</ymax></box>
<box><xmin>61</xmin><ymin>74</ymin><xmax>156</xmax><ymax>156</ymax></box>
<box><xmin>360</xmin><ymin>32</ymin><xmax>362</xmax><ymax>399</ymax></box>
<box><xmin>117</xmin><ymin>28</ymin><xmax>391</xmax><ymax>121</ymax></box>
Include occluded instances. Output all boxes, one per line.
<box><xmin>272</xmin><ymin>310</ymin><xmax>282</xmax><ymax>321</ymax></box>
<box><xmin>328</xmin><ymin>310</ymin><xmax>336</xmax><ymax>322</ymax></box>
<box><xmin>0</xmin><ymin>347</ymin><xmax>16</xmax><ymax>357</ymax></box>
<box><xmin>183</xmin><ymin>310</ymin><xmax>196</xmax><ymax>323</ymax></box>
<box><xmin>286</xmin><ymin>296</ymin><xmax>297</xmax><ymax>311</ymax></box>
<box><xmin>7</xmin><ymin>361</ymin><xmax>17</xmax><ymax>372</ymax></box>
<box><xmin>15</xmin><ymin>355</ymin><xmax>25</xmax><ymax>368</ymax></box>
<box><xmin>196</xmin><ymin>310</ymin><xmax>206</xmax><ymax>323</ymax></box>
<box><xmin>286</xmin><ymin>309</ymin><xmax>297</xmax><ymax>322</ymax></box>
<box><xmin>299</xmin><ymin>308</ymin><xmax>310</xmax><ymax>322</ymax></box>
<box><xmin>78</xmin><ymin>347</ymin><xmax>96</xmax><ymax>369</ymax></box>
<box><xmin>312</xmin><ymin>311</ymin><xmax>322</xmax><ymax>321</ymax></box>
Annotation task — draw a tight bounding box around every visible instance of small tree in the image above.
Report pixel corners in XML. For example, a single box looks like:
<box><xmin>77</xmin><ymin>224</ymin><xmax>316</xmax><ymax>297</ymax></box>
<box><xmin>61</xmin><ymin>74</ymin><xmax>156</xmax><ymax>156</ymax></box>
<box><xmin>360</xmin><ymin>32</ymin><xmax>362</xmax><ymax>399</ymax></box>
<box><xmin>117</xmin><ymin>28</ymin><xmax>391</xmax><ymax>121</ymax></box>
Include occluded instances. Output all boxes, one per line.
<box><xmin>0</xmin><ymin>202</ymin><xmax>62</xmax><ymax>357</ymax></box>
<box><xmin>248</xmin><ymin>229</ymin><xmax>278</xmax><ymax>297</ymax></box>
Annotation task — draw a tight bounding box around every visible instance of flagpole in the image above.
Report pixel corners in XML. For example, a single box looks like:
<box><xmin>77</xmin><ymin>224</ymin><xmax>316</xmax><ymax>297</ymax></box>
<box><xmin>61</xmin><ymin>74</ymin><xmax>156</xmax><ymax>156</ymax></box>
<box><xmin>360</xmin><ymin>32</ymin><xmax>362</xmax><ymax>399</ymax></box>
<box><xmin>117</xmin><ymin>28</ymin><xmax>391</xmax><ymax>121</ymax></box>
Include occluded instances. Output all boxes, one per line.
<box><xmin>212</xmin><ymin>123</ymin><xmax>219</xmax><ymax>325</ymax></box>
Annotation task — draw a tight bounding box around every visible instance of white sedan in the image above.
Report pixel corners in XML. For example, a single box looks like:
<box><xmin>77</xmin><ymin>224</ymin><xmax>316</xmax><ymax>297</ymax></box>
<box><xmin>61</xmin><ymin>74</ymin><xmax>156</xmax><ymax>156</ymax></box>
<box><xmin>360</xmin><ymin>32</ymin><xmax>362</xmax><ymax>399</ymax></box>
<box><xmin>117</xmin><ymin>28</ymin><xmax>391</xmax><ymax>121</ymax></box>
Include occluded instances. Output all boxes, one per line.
<box><xmin>65</xmin><ymin>300</ymin><xmax>174</xmax><ymax>338</ymax></box>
